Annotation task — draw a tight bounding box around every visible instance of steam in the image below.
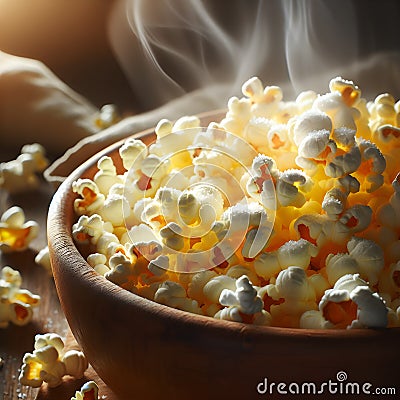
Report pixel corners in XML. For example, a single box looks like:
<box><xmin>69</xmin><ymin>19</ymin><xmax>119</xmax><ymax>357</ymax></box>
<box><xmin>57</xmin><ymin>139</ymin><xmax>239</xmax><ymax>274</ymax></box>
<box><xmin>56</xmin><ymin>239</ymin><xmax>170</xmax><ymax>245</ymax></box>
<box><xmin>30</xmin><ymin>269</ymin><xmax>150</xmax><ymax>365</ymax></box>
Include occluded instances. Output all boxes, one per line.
<box><xmin>282</xmin><ymin>0</ymin><xmax>358</xmax><ymax>92</ymax></box>
<box><xmin>108</xmin><ymin>0</ymin><xmax>400</xmax><ymax>113</ymax></box>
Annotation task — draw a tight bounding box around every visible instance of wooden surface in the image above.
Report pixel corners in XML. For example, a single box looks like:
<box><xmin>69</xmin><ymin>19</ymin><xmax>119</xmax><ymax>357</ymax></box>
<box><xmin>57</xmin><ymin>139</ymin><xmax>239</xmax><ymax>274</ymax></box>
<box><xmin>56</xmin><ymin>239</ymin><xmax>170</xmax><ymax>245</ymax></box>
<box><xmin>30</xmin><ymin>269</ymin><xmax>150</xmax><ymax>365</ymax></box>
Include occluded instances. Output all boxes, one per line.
<box><xmin>0</xmin><ymin>173</ymin><xmax>118</xmax><ymax>400</ymax></box>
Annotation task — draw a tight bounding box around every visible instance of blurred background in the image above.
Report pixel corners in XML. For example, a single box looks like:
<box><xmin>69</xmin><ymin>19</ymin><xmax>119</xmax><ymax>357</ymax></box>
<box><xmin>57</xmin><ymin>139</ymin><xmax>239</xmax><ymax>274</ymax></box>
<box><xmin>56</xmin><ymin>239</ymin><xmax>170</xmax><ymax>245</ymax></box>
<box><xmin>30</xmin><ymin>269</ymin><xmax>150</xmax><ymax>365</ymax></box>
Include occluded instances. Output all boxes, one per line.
<box><xmin>0</xmin><ymin>0</ymin><xmax>399</xmax><ymax>122</ymax></box>
<box><xmin>0</xmin><ymin>0</ymin><xmax>136</xmax><ymax>114</ymax></box>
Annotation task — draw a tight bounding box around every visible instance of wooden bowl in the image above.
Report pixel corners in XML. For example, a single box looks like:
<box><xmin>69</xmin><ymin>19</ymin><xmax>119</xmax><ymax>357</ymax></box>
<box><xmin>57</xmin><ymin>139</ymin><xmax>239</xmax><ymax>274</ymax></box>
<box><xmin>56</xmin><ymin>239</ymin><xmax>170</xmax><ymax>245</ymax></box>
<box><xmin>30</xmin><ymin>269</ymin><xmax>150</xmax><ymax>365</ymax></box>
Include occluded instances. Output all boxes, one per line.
<box><xmin>48</xmin><ymin>113</ymin><xmax>400</xmax><ymax>400</ymax></box>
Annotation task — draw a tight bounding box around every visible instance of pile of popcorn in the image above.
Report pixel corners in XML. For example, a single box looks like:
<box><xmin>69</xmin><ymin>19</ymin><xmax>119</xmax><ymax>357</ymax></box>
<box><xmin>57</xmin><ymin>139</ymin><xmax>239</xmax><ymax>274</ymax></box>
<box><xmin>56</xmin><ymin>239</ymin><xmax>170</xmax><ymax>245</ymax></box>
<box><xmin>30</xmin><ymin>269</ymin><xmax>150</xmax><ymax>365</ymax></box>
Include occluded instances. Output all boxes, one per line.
<box><xmin>71</xmin><ymin>77</ymin><xmax>400</xmax><ymax>329</ymax></box>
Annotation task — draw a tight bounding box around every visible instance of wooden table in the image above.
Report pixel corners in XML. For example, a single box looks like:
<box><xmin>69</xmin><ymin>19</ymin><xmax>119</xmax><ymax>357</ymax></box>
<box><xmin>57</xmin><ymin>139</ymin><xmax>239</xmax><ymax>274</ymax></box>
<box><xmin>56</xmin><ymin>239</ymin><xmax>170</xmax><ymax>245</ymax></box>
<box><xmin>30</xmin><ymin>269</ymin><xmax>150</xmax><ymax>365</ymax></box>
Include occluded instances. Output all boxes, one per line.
<box><xmin>0</xmin><ymin>172</ymin><xmax>118</xmax><ymax>400</ymax></box>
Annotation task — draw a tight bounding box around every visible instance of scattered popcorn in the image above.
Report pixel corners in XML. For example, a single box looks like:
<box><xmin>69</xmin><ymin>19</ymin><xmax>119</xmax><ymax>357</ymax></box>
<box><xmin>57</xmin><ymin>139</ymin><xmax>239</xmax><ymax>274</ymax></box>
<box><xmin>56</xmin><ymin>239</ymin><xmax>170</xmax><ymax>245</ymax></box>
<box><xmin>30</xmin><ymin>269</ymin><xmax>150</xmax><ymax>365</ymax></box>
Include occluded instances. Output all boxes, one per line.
<box><xmin>0</xmin><ymin>266</ymin><xmax>40</xmax><ymax>327</ymax></box>
<box><xmin>0</xmin><ymin>143</ymin><xmax>49</xmax><ymax>194</ymax></box>
<box><xmin>71</xmin><ymin>76</ymin><xmax>400</xmax><ymax>329</ymax></box>
<box><xmin>0</xmin><ymin>206</ymin><xmax>39</xmax><ymax>252</ymax></box>
<box><xmin>35</xmin><ymin>246</ymin><xmax>52</xmax><ymax>275</ymax></box>
<box><xmin>95</xmin><ymin>104</ymin><xmax>120</xmax><ymax>129</ymax></box>
<box><xmin>71</xmin><ymin>381</ymin><xmax>99</xmax><ymax>400</ymax></box>
<box><xmin>19</xmin><ymin>333</ymin><xmax>88</xmax><ymax>388</ymax></box>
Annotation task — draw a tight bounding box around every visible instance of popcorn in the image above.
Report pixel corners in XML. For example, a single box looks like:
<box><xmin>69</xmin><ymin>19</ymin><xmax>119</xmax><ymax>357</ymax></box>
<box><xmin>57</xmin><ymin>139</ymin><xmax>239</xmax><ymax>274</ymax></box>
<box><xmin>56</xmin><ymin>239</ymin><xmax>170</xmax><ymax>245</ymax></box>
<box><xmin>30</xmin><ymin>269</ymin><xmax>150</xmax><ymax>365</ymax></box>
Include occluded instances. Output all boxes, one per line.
<box><xmin>325</xmin><ymin>253</ymin><xmax>359</xmax><ymax>285</ymax></box>
<box><xmin>119</xmin><ymin>138</ymin><xmax>148</xmax><ymax>171</ymax></box>
<box><xmin>155</xmin><ymin>118</ymin><xmax>173</xmax><ymax>139</ymax></box>
<box><xmin>0</xmin><ymin>143</ymin><xmax>48</xmax><ymax>194</ymax></box>
<box><xmin>276</xmin><ymin>169</ymin><xmax>312</xmax><ymax>208</ymax></box>
<box><xmin>354</xmin><ymin>139</ymin><xmax>386</xmax><ymax>192</ymax></box>
<box><xmin>154</xmin><ymin>281</ymin><xmax>202</xmax><ymax>314</ymax></box>
<box><xmin>94</xmin><ymin>156</ymin><xmax>123</xmax><ymax>195</ymax></box>
<box><xmin>87</xmin><ymin>253</ymin><xmax>110</xmax><ymax>276</ymax></box>
<box><xmin>99</xmin><ymin>184</ymin><xmax>131</xmax><ymax>227</ymax></box>
<box><xmin>322</xmin><ymin>187</ymin><xmax>348</xmax><ymax>220</ymax></box>
<box><xmin>254</xmin><ymin>252</ymin><xmax>281</xmax><ymax>281</ymax></box>
<box><xmin>276</xmin><ymin>239</ymin><xmax>318</xmax><ymax>269</ymax></box>
<box><xmin>220</xmin><ymin>96</ymin><xmax>252</xmax><ymax>134</ymax></box>
<box><xmin>347</xmin><ymin>236</ymin><xmax>384</xmax><ymax>285</ymax></box>
<box><xmin>325</xmin><ymin>145</ymin><xmax>361</xmax><ymax>178</ymax></box>
<box><xmin>350</xmin><ymin>286</ymin><xmax>388</xmax><ymax>329</ymax></box>
<box><xmin>105</xmin><ymin>251</ymin><xmax>136</xmax><ymax>287</ymax></box>
<box><xmin>376</xmin><ymin>173</ymin><xmax>400</xmax><ymax>230</ymax></box>
<box><xmin>35</xmin><ymin>246</ymin><xmax>52</xmax><ymax>275</ymax></box>
<box><xmin>203</xmin><ymin>275</ymin><xmax>237</xmax><ymax>305</ymax></box>
<box><xmin>72</xmin><ymin>179</ymin><xmax>105</xmax><ymax>216</ymax></box>
<box><xmin>187</xmin><ymin>270</ymin><xmax>218</xmax><ymax>304</ymax></box>
<box><xmin>329</xmin><ymin>77</ymin><xmax>361</xmax><ymax>107</ymax></box>
<box><xmin>159</xmin><ymin>223</ymin><xmax>185</xmax><ymax>251</ymax></box>
<box><xmin>243</xmin><ymin>117</ymin><xmax>273</xmax><ymax>149</ymax></box>
<box><xmin>292</xmin><ymin>110</ymin><xmax>332</xmax><ymax>147</ymax></box>
<box><xmin>0</xmin><ymin>206</ymin><xmax>39</xmax><ymax>252</ymax></box>
<box><xmin>96</xmin><ymin>231</ymin><xmax>120</xmax><ymax>257</ymax></box>
<box><xmin>172</xmin><ymin>115</ymin><xmax>201</xmax><ymax>132</ymax></box>
<box><xmin>275</xmin><ymin>267</ymin><xmax>315</xmax><ymax>302</ymax></box>
<box><xmin>378</xmin><ymin>261</ymin><xmax>400</xmax><ymax>300</ymax></box>
<box><xmin>19</xmin><ymin>333</ymin><xmax>88</xmax><ymax>388</ymax></box>
<box><xmin>297</xmin><ymin>129</ymin><xmax>332</xmax><ymax>159</ymax></box>
<box><xmin>72</xmin><ymin>214</ymin><xmax>113</xmax><ymax>245</ymax></box>
<box><xmin>95</xmin><ymin>103</ymin><xmax>120</xmax><ymax>129</ymax></box>
<box><xmin>0</xmin><ymin>266</ymin><xmax>40</xmax><ymax>327</ymax></box>
<box><xmin>242</xmin><ymin>76</ymin><xmax>264</xmax><ymax>101</ymax></box>
<box><xmin>216</xmin><ymin>275</ymin><xmax>271</xmax><ymax>325</ymax></box>
<box><xmin>71</xmin><ymin>381</ymin><xmax>99</xmax><ymax>400</ymax></box>
<box><xmin>318</xmin><ymin>274</ymin><xmax>387</xmax><ymax>329</ymax></box>
<box><xmin>314</xmin><ymin>91</ymin><xmax>359</xmax><ymax>131</ymax></box>
<box><xmin>261</xmin><ymin>267</ymin><xmax>316</xmax><ymax>327</ymax></box>
<box><xmin>70</xmin><ymin>76</ymin><xmax>400</xmax><ymax>329</ymax></box>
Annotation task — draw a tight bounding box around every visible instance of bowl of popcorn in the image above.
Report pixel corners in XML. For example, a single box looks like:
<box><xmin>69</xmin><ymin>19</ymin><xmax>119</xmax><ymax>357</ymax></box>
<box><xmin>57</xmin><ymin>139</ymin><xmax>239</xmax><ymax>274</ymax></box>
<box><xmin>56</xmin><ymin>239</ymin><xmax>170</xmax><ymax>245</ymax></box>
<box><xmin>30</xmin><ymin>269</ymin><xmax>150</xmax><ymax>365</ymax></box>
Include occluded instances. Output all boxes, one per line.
<box><xmin>48</xmin><ymin>77</ymin><xmax>400</xmax><ymax>399</ymax></box>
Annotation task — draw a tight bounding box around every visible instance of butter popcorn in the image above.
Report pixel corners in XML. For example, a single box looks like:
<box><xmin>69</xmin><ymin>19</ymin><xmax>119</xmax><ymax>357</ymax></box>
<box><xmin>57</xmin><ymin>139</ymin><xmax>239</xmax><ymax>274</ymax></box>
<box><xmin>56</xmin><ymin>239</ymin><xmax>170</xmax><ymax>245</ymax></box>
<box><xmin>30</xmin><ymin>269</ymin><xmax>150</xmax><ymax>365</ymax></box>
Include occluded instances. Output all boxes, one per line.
<box><xmin>71</xmin><ymin>76</ymin><xmax>400</xmax><ymax>329</ymax></box>
<box><xmin>276</xmin><ymin>169</ymin><xmax>312</xmax><ymax>208</ymax></box>
<box><xmin>354</xmin><ymin>139</ymin><xmax>386</xmax><ymax>192</ymax></box>
<box><xmin>71</xmin><ymin>381</ymin><xmax>99</xmax><ymax>400</ymax></box>
<box><xmin>0</xmin><ymin>266</ymin><xmax>40</xmax><ymax>327</ymax></box>
<box><xmin>72</xmin><ymin>214</ymin><xmax>113</xmax><ymax>245</ymax></box>
<box><xmin>0</xmin><ymin>206</ymin><xmax>39</xmax><ymax>252</ymax></box>
<box><xmin>0</xmin><ymin>143</ymin><xmax>49</xmax><ymax>194</ymax></box>
<box><xmin>318</xmin><ymin>274</ymin><xmax>387</xmax><ymax>329</ymax></box>
<box><xmin>72</xmin><ymin>179</ymin><xmax>105</xmax><ymax>216</ymax></box>
<box><xmin>19</xmin><ymin>333</ymin><xmax>88</xmax><ymax>388</ymax></box>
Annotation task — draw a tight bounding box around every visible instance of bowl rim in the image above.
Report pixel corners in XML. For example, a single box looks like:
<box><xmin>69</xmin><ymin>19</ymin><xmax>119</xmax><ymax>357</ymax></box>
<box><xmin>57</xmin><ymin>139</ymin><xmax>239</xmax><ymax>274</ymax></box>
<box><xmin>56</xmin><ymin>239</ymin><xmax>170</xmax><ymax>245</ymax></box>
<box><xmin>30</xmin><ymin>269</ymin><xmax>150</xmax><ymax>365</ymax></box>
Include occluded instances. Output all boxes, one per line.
<box><xmin>47</xmin><ymin>117</ymin><xmax>400</xmax><ymax>342</ymax></box>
